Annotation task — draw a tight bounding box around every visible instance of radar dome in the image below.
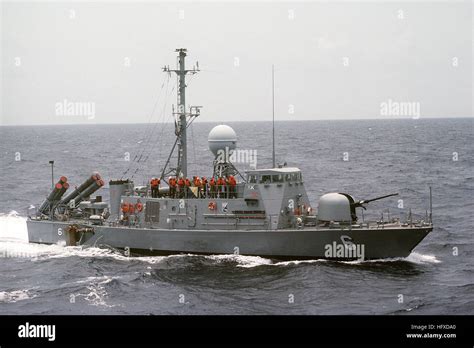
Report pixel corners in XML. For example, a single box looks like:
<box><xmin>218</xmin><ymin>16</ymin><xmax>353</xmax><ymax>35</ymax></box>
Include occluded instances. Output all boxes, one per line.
<box><xmin>208</xmin><ymin>125</ymin><xmax>237</xmax><ymax>156</ymax></box>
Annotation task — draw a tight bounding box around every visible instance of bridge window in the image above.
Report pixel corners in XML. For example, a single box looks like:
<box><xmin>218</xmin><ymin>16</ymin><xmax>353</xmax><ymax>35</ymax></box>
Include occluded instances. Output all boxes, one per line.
<box><xmin>260</xmin><ymin>175</ymin><xmax>271</xmax><ymax>184</ymax></box>
<box><xmin>248</xmin><ymin>174</ymin><xmax>257</xmax><ymax>183</ymax></box>
<box><xmin>272</xmin><ymin>174</ymin><xmax>284</xmax><ymax>183</ymax></box>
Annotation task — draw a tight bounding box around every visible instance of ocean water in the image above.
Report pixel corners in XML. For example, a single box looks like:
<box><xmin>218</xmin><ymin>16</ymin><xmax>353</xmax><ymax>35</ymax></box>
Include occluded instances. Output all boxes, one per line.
<box><xmin>0</xmin><ymin>118</ymin><xmax>473</xmax><ymax>314</ymax></box>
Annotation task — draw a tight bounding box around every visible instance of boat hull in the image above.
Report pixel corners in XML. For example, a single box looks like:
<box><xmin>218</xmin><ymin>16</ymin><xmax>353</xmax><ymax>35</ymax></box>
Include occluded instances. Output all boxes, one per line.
<box><xmin>26</xmin><ymin>219</ymin><xmax>432</xmax><ymax>260</ymax></box>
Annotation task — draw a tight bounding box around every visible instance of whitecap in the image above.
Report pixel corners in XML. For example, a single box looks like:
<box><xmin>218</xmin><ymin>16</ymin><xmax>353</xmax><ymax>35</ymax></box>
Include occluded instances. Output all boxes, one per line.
<box><xmin>406</xmin><ymin>252</ymin><xmax>441</xmax><ymax>264</ymax></box>
<box><xmin>0</xmin><ymin>213</ymin><xmax>28</xmax><ymax>242</ymax></box>
<box><xmin>340</xmin><ymin>252</ymin><xmax>441</xmax><ymax>265</ymax></box>
<box><xmin>272</xmin><ymin>259</ymin><xmax>329</xmax><ymax>267</ymax></box>
<box><xmin>205</xmin><ymin>254</ymin><xmax>273</xmax><ymax>268</ymax></box>
<box><xmin>0</xmin><ymin>288</ymin><xmax>36</xmax><ymax>303</ymax></box>
<box><xmin>70</xmin><ymin>276</ymin><xmax>120</xmax><ymax>308</ymax></box>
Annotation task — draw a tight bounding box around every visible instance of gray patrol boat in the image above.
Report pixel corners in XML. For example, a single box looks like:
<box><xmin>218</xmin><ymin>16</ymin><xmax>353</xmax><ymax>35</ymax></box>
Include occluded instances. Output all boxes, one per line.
<box><xmin>26</xmin><ymin>48</ymin><xmax>433</xmax><ymax>260</ymax></box>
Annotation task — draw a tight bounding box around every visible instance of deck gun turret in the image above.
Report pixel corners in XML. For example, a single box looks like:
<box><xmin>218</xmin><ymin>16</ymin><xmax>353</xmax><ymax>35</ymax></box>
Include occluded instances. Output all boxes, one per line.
<box><xmin>317</xmin><ymin>192</ymin><xmax>400</xmax><ymax>223</ymax></box>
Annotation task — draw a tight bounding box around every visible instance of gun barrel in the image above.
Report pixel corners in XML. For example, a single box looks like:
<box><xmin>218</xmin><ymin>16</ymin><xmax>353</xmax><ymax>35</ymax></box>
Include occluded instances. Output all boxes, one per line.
<box><xmin>363</xmin><ymin>193</ymin><xmax>399</xmax><ymax>204</ymax></box>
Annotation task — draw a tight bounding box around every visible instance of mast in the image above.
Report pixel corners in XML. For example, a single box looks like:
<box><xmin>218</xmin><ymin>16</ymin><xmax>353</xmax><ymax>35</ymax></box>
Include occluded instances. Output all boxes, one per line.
<box><xmin>177</xmin><ymin>49</ymin><xmax>187</xmax><ymax>178</ymax></box>
<box><xmin>162</xmin><ymin>49</ymin><xmax>200</xmax><ymax>179</ymax></box>
<box><xmin>272</xmin><ymin>64</ymin><xmax>276</xmax><ymax>168</ymax></box>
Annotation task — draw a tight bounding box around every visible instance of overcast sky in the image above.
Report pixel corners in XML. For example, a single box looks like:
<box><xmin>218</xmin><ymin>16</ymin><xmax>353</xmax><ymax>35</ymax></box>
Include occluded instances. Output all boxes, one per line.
<box><xmin>1</xmin><ymin>1</ymin><xmax>472</xmax><ymax>125</ymax></box>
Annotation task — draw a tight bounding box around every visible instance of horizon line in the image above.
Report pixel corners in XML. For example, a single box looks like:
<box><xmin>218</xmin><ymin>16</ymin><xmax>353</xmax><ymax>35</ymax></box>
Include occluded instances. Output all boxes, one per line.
<box><xmin>1</xmin><ymin>116</ymin><xmax>473</xmax><ymax>127</ymax></box>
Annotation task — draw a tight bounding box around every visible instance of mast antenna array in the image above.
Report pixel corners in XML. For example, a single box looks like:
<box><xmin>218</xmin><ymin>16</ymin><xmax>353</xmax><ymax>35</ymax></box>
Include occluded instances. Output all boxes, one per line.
<box><xmin>272</xmin><ymin>64</ymin><xmax>276</xmax><ymax>168</ymax></box>
<box><xmin>162</xmin><ymin>48</ymin><xmax>201</xmax><ymax>179</ymax></box>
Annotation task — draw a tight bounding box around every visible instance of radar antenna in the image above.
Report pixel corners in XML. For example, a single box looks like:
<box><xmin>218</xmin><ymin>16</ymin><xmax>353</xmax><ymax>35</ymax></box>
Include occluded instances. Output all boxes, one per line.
<box><xmin>272</xmin><ymin>64</ymin><xmax>276</xmax><ymax>168</ymax></box>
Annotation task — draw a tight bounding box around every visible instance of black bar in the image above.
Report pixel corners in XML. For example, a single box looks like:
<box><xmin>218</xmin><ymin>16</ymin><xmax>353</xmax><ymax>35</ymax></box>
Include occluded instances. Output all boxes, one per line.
<box><xmin>0</xmin><ymin>315</ymin><xmax>472</xmax><ymax>346</ymax></box>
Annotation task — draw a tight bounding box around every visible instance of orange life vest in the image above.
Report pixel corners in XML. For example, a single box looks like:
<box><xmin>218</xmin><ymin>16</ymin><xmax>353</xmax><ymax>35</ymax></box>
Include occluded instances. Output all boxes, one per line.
<box><xmin>135</xmin><ymin>202</ymin><xmax>143</xmax><ymax>212</ymax></box>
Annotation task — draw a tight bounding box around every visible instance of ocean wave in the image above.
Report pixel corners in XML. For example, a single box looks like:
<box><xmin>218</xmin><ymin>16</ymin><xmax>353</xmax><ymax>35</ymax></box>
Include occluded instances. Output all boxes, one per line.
<box><xmin>206</xmin><ymin>254</ymin><xmax>273</xmax><ymax>268</ymax></box>
<box><xmin>272</xmin><ymin>259</ymin><xmax>329</xmax><ymax>267</ymax></box>
<box><xmin>0</xmin><ymin>213</ymin><xmax>28</xmax><ymax>242</ymax></box>
<box><xmin>70</xmin><ymin>276</ymin><xmax>121</xmax><ymax>308</ymax></box>
<box><xmin>0</xmin><ymin>234</ymin><xmax>442</xmax><ymax>269</ymax></box>
<box><xmin>228</xmin><ymin>251</ymin><xmax>441</xmax><ymax>268</ymax></box>
<box><xmin>84</xmin><ymin>284</ymin><xmax>114</xmax><ymax>308</ymax></box>
<box><xmin>341</xmin><ymin>252</ymin><xmax>441</xmax><ymax>265</ymax></box>
<box><xmin>140</xmin><ymin>253</ymin><xmax>329</xmax><ymax>268</ymax></box>
<box><xmin>73</xmin><ymin>275</ymin><xmax>122</xmax><ymax>285</ymax></box>
<box><xmin>391</xmin><ymin>298</ymin><xmax>425</xmax><ymax>314</ymax></box>
<box><xmin>406</xmin><ymin>252</ymin><xmax>441</xmax><ymax>264</ymax></box>
<box><xmin>204</xmin><ymin>252</ymin><xmax>441</xmax><ymax>268</ymax></box>
<box><xmin>0</xmin><ymin>288</ymin><xmax>37</xmax><ymax>303</ymax></box>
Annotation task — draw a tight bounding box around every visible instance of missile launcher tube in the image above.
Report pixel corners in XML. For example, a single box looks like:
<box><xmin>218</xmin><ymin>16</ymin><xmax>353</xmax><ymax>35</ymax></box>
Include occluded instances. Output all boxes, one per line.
<box><xmin>60</xmin><ymin>172</ymin><xmax>100</xmax><ymax>205</ymax></box>
<box><xmin>38</xmin><ymin>176</ymin><xmax>68</xmax><ymax>215</ymax></box>
<box><xmin>38</xmin><ymin>183</ymin><xmax>63</xmax><ymax>214</ymax></box>
<box><xmin>54</xmin><ymin>182</ymin><xmax>70</xmax><ymax>202</ymax></box>
<box><xmin>69</xmin><ymin>180</ymin><xmax>104</xmax><ymax>208</ymax></box>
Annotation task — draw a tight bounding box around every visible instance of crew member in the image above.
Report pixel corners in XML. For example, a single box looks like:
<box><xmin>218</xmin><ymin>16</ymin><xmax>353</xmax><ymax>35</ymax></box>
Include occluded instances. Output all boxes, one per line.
<box><xmin>185</xmin><ymin>177</ymin><xmax>191</xmax><ymax>198</ymax></box>
<box><xmin>193</xmin><ymin>176</ymin><xmax>202</xmax><ymax>198</ymax></box>
<box><xmin>201</xmin><ymin>176</ymin><xmax>208</xmax><ymax>198</ymax></box>
<box><xmin>169</xmin><ymin>177</ymin><xmax>177</xmax><ymax>198</ymax></box>
<box><xmin>227</xmin><ymin>175</ymin><xmax>237</xmax><ymax>198</ymax></box>
<box><xmin>217</xmin><ymin>177</ymin><xmax>226</xmax><ymax>198</ymax></box>
<box><xmin>209</xmin><ymin>177</ymin><xmax>216</xmax><ymax>198</ymax></box>
<box><xmin>177</xmin><ymin>177</ymin><xmax>185</xmax><ymax>198</ymax></box>
<box><xmin>150</xmin><ymin>177</ymin><xmax>160</xmax><ymax>198</ymax></box>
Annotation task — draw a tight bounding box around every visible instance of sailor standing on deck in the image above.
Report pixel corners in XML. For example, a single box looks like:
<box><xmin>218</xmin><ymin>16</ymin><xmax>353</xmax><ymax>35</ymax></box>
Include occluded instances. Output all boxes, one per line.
<box><xmin>201</xmin><ymin>177</ymin><xmax>208</xmax><ymax>198</ymax></box>
<box><xmin>217</xmin><ymin>177</ymin><xmax>226</xmax><ymax>198</ymax></box>
<box><xmin>227</xmin><ymin>175</ymin><xmax>236</xmax><ymax>198</ymax></box>
<box><xmin>209</xmin><ymin>177</ymin><xmax>216</xmax><ymax>198</ymax></box>
<box><xmin>177</xmin><ymin>177</ymin><xmax>185</xmax><ymax>198</ymax></box>
<box><xmin>185</xmin><ymin>177</ymin><xmax>191</xmax><ymax>198</ymax></box>
<box><xmin>193</xmin><ymin>176</ymin><xmax>202</xmax><ymax>198</ymax></box>
<box><xmin>150</xmin><ymin>177</ymin><xmax>160</xmax><ymax>198</ymax></box>
<box><xmin>169</xmin><ymin>177</ymin><xmax>177</xmax><ymax>198</ymax></box>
